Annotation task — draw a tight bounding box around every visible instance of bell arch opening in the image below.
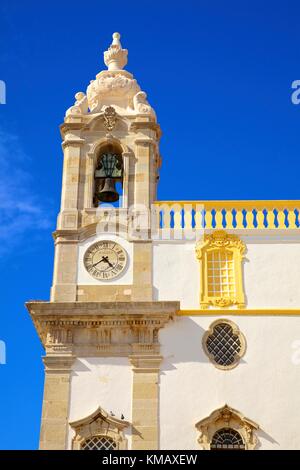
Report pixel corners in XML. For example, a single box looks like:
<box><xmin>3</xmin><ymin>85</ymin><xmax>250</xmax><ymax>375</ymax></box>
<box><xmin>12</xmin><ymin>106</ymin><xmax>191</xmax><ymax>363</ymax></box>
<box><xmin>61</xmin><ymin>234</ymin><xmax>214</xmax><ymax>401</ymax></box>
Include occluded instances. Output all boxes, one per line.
<box><xmin>93</xmin><ymin>143</ymin><xmax>124</xmax><ymax>208</ymax></box>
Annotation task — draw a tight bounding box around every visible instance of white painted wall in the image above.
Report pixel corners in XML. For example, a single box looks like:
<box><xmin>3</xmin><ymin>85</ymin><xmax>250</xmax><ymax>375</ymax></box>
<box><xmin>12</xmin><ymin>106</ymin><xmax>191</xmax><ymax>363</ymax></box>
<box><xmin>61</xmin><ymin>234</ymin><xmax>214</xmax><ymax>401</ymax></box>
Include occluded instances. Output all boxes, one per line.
<box><xmin>153</xmin><ymin>235</ymin><xmax>300</xmax><ymax>308</ymax></box>
<box><xmin>159</xmin><ymin>315</ymin><xmax>300</xmax><ymax>449</ymax></box>
<box><xmin>77</xmin><ymin>234</ymin><xmax>133</xmax><ymax>285</ymax></box>
<box><xmin>68</xmin><ymin>357</ymin><xmax>132</xmax><ymax>449</ymax></box>
<box><xmin>71</xmin><ymin>233</ymin><xmax>300</xmax><ymax>450</ymax></box>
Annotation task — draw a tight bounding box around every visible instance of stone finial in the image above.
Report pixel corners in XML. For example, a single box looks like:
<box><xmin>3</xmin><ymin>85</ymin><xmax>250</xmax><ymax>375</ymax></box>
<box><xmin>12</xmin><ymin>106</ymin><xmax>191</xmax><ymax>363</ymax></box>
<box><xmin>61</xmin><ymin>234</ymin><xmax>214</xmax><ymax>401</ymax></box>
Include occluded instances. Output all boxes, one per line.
<box><xmin>104</xmin><ymin>32</ymin><xmax>128</xmax><ymax>71</ymax></box>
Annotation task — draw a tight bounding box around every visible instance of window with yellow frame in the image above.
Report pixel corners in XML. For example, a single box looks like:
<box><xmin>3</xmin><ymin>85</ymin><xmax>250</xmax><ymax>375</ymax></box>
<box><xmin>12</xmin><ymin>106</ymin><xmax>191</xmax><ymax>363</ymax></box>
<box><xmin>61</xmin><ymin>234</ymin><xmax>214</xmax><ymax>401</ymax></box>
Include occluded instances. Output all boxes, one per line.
<box><xmin>195</xmin><ymin>230</ymin><xmax>246</xmax><ymax>308</ymax></box>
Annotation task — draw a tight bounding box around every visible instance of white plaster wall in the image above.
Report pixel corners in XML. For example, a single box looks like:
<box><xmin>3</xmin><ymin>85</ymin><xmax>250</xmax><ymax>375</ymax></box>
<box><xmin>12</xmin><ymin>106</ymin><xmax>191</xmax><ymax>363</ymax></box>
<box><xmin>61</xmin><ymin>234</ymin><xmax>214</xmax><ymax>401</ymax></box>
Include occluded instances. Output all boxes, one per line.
<box><xmin>77</xmin><ymin>234</ymin><xmax>133</xmax><ymax>285</ymax></box>
<box><xmin>153</xmin><ymin>235</ymin><xmax>300</xmax><ymax>308</ymax></box>
<box><xmin>68</xmin><ymin>357</ymin><xmax>132</xmax><ymax>449</ymax></box>
<box><xmin>159</xmin><ymin>315</ymin><xmax>300</xmax><ymax>450</ymax></box>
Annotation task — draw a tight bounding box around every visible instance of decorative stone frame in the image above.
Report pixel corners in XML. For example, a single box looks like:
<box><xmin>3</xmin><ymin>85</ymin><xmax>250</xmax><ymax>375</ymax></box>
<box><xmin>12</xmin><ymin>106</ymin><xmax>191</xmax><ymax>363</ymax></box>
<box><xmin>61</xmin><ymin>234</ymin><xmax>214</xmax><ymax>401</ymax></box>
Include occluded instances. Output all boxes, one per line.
<box><xmin>202</xmin><ymin>319</ymin><xmax>246</xmax><ymax>370</ymax></box>
<box><xmin>195</xmin><ymin>230</ymin><xmax>246</xmax><ymax>308</ymax></box>
<box><xmin>195</xmin><ymin>405</ymin><xmax>259</xmax><ymax>450</ymax></box>
<box><xmin>70</xmin><ymin>406</ymin><xmax>129</xmax><ymax>450</ymax></box>
<box><xmin>86</xmin><ymin>135</ymin><xmax>132</xmax><ymax>210</ymax></box>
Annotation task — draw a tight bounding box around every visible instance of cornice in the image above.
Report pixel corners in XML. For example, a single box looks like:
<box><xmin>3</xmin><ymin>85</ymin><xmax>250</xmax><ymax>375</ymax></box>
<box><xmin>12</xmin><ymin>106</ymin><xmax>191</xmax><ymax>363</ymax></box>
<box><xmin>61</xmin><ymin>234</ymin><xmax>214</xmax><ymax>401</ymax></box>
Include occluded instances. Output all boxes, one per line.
<box><xmin>26</xmin><ymin>300</ymin><xmax>178</xmax><ymax>316</ymax></box>
<box><xmin>130</xmin><ymin>121</ymin><xmax>161</xmax><ymax>139</ymax></box>
<box><xmin>26</xmin><ymin>301</ymin><xmax>179</xmax><ymax>357</ymax></box>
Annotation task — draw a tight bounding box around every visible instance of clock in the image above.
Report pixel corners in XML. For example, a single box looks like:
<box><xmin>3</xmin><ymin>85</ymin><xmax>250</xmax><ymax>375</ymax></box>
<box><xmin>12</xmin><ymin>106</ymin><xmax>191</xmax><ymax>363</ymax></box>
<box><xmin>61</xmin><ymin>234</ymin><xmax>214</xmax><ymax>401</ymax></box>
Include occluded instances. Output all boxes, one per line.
<box><xmin>84</xmin><ymin>240</ymin><xmax>127</xmax><ymax>281</ymax></box>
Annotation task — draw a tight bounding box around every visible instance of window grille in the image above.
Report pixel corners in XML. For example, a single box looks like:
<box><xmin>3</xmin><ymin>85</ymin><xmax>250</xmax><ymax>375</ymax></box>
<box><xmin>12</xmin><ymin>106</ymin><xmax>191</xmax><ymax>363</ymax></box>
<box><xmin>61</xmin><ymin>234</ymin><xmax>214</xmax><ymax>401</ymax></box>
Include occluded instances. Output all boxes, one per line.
<box><xmin>81</xmin><ymin>436</ymin><xmax>117</xmax><ymax>450</ymax></box>
<box><xmin>207</xmin><ymin>250</ymin><xmax>235</xmax><ymax>298</ymax></box>
<box><xmin>206</xmin><ymin>322</ymin><xmax>241</xmax><ymax>367</ymax></box>
<box><xmin>211</xmin><ymin>428</ymin><xmax>245</xmax><ymax>450</ymax></box>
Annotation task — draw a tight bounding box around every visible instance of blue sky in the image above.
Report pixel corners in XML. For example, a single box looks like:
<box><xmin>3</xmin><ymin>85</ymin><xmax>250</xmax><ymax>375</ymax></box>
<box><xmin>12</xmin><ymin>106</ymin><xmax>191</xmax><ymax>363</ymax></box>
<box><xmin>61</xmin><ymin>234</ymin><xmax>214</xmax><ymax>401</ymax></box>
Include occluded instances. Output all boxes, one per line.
<box><xmin>0</xmin><ymin>0</ymin><xmax>300</xmax><ymax>449</ymax></box>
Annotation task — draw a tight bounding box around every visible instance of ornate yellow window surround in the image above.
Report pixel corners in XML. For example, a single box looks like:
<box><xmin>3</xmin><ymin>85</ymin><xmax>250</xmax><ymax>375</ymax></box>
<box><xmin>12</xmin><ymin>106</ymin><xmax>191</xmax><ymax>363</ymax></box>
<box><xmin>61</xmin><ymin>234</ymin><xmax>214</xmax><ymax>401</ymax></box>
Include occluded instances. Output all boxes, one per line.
<box><xmin>195</xmin><ymin>230</ymin><xmax>246</xmax><ymax>308</ymax></box>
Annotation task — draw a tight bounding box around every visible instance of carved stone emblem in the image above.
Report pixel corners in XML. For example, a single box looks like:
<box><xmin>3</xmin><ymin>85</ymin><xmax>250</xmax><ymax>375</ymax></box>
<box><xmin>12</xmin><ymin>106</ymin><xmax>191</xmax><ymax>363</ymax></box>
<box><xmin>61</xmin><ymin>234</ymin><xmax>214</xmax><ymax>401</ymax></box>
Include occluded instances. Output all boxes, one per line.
<box><xmin>103</xmin><ymin>106</ymin><xmax>117</xmax><ymax>131</ymax></box>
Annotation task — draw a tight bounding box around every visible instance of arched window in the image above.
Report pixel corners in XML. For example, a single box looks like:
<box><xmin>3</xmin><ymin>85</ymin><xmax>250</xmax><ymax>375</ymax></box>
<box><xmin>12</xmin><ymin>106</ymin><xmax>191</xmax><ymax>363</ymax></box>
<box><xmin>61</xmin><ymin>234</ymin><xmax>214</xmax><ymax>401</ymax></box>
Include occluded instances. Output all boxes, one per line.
<box><xmin>211</xmin><ymin>428</ymin><xmax>245</xmax><ymax>450</ymax></box>
<box><xmin>81</xmin><ymin>436</ymin><xmax>117</xmax><ymax>450</ymax></box>
<box><xmin>195</xmin><ymin>230</ymin><xmax>246</xmax><ymax>308</ymax></box>
<box><xmin>203</xmin><ymin>319</ymin><xmax>246</xmax><ymax>369</ymax></box>
<box><xmin>94</xmin><ymin>144</ymin><xmax>123</xmax><ymax>207</ymax></box>
<box><xmin>195</xmin><ymin>405</ymin><xmax>259</xmax><ymax>450</ymax></box>
<box><xmin>70</xmin><ymin>406</ymin><xmax>129</xmax><ymax>450</ymax></box>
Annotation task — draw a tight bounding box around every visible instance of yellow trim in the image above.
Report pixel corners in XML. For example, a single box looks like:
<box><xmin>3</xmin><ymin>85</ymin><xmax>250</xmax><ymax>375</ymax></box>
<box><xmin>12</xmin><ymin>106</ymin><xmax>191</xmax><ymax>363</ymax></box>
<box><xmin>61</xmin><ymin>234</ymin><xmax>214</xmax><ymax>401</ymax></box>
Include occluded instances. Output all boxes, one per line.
<box><xmin>195</xmin><ymin>231</ymin><xmax>246</xmax><ymax>309</ymax></box>
<box><xmin>178</xmin><ymin>308</ymin><xmax>300</xmax><ymax>316</ymax></box>
<box><xmin>155</xmin><ymin>199</ymin><xmax>300</xmax><ymax>208</ymax></box>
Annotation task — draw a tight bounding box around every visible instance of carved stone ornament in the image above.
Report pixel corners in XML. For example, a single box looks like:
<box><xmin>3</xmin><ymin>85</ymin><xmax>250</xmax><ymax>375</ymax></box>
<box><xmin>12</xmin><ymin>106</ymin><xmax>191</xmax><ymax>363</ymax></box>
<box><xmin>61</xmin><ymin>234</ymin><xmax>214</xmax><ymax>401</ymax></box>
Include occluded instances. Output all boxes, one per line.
<box><xmin>104</xmin><ymin>32</ymin><xmax>128</xmax><ymax>71</ymax></box>
<box><xmin>84</xmin><ymin>33</ymin><xmax>156</xmax><ymax>118</ymax></box>
<box><xmin>26</xmin><ymin>301</ymin><xmax>178</xmax><ymax>358</ymax></box>
<box><xmin>63</xmin><ymin>32</ymin><xmax>157</xmax><ymax>120</ymax></box>
<box><xmin>195</xmin><ymin>404</ymin><xmax>259</xmax><ymax>450</ymax></box>
<box><xmin>65</xmin><ymin>91</ymin><xmax>89</xmax><ymax>117</ymax></box>
<box><xmin>70</xmin><ymin>406</ymin><xmax>129</xmax><ymax>450</ymax></box>
<box><xmin>87</xmin><ymin>72</ymin><xmax>140</xmax><ymax>113</ymax></box>
<box><xmin>133</xmin><ymin>91</ymin><xmax>156</xmax><ymax>120</ymax></box>
<box><xmin>103</xmin><ymin>106</ymin><xmax>117</xmax><ymax>131</ymax></box>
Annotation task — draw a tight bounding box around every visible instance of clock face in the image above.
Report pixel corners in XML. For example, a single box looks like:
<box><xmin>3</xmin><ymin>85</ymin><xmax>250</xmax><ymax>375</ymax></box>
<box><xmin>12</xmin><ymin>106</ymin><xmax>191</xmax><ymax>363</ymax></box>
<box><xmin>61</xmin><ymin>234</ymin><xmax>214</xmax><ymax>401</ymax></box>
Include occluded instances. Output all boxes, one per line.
<box><xmin>84</xmin><ymin>240</ymin><xmax>127</xmax><ymax>281</ymax></box>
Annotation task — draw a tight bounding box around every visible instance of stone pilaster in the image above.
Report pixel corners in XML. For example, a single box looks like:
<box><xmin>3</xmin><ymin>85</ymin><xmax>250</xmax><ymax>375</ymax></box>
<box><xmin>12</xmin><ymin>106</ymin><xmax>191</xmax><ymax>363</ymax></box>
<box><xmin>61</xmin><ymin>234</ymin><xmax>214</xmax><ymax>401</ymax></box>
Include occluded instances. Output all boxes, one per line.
<box><xmin>50</xmin><ymin>235</ymin><xmax>78</xmax><ymax>302</ymax></box>
<box><xmin>39</xmin><ymin>355</ymin><xmax>75</xmax><ymax>450</ymax></box>
<box><xmin>59</xmin><ymin>139</ymin><xmax>84</xmax><ymax>214</ymax></box>
<box><xmin>134</xmin><ymin>138</ymin><xmax>156</xmax><ymax>208</ymax></box>
<box><xmin>132</xmin><ymin>242</ymin><xmax>153</xmax><ymax>301</ymax></box>
<box><xmin>129</xmin><ymin>355</ymin><xmax>162</xmax><ymax>450</ymax></box>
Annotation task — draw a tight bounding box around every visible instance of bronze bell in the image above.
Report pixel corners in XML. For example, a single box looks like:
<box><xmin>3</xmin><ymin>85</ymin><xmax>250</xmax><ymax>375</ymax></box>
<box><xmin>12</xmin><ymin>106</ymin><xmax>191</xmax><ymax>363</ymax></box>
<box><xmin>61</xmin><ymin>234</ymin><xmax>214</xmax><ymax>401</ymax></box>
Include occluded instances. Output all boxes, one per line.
<box><xmin>97</xmin><ymin>178</ymin><xmax>119</xmax><ymax>203</ymax></box>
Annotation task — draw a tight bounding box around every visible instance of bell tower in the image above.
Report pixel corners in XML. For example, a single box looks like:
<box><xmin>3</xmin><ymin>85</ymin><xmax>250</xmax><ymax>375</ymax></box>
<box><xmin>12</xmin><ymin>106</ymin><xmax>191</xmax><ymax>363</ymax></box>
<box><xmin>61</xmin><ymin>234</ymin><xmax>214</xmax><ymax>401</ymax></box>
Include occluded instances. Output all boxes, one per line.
<box><xmin>27</xmin><ymin>33</ymin><xmax>178</xmax><ymax>450</ymax></box>
<box><xmin>52</xmin><ymin>32</ymin><xmax>161</xmax><ymax>303</ymax></box>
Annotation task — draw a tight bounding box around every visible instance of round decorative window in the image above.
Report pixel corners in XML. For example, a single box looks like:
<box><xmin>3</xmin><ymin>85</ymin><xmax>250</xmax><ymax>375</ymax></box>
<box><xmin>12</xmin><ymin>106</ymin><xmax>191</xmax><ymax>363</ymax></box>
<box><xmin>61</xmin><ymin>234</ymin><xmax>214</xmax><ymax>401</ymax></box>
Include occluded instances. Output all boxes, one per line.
<box><xmin>203</xmin><ymin>320</ymin><xmax>246</xmax><ymax>369</ymax></box>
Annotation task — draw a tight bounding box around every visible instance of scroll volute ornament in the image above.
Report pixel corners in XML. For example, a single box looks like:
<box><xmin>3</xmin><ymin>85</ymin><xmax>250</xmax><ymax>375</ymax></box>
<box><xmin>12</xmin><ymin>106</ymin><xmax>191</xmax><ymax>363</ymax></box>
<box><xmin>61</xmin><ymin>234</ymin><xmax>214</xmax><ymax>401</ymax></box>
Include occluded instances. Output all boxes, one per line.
<box><xmin>195</xmin><ymin>230</ymin><xmax>246</xmax><ymax>260</ymax></box>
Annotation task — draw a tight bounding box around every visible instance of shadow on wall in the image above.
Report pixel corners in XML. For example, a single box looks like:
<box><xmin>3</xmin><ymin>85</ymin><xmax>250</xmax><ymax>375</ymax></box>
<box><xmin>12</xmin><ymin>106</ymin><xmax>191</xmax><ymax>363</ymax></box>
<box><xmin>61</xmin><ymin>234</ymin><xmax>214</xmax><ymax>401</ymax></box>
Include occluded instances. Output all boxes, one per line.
<box><xmin>70</xmin><ymin>357</ymin><xmax>131</xmax><ymax>376</ymax></box>
<box><xmin>256</xmin><ymin>429</ymin><xmax>279</xmax><ymax>448</ymax></box>
<box><xmin>159</xmin><ymin>316</ymin><xmax>247</xmax><ymax>371</ymax></box>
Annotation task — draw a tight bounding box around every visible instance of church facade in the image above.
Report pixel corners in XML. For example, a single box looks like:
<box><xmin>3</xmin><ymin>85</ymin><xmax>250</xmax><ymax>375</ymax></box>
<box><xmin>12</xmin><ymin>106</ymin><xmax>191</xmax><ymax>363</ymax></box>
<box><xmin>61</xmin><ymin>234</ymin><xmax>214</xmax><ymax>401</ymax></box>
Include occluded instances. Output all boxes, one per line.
<box><xmin>27</xmin><ymin>33</ymin><xmax>300</xmax><ymax>450</ymax></box>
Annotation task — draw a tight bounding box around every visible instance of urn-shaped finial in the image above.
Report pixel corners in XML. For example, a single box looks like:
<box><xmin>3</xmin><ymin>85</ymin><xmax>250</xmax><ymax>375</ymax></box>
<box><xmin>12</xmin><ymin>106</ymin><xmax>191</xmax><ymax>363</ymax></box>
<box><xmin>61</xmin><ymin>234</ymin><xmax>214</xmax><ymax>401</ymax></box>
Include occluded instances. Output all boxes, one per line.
<box><xmin>104</xmin><ymin>32</ymin><xmax>128</xmax><ymax>71</ymax></box>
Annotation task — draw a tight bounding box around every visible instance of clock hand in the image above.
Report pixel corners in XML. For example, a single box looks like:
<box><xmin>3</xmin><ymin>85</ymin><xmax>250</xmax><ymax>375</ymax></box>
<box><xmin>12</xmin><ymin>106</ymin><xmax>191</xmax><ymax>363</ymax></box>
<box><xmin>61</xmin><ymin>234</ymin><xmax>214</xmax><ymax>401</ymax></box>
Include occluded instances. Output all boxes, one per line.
<box><xmin>92</xmin><ymin>257</ymin><xmax>106</xmax><ymax>268</ymax></box>
<box><xmin>102</xmin><ymin>256</ymin><xmax>114</xmax><ymax>268</ymax></box>
<box><xmin>92</xmin><ymin>256</ymin><xmax>114</xmax><ymax>269</ymax></box>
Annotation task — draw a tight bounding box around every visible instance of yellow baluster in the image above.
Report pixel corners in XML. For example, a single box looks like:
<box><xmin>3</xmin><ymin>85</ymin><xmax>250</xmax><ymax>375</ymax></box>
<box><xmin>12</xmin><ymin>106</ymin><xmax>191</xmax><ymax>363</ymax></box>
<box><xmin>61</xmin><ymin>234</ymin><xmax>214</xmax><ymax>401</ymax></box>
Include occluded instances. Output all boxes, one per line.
<box><xmin>245</xmin><ymin>209</ymin><xmax>255</xmax><ymax>229</ymax></box>
<box><xmin>215</xmin><ymin>210</ymin><xmax>223</xmax><ymax>229</ymax></box>
<box><xmin>174</xmin><ymin>210</ymin><xmax>182</xmax><ymax>229</ymax></box>
<box><xmin>235</xmin><ymin>210</ymin><xmax>244</xmax><ymax>229</ymax></box>
<box><xmin>195</xmin><ymin>210</ymin><xmax>203</xmax><ymax>229</ymax></box>
<box><xmin>225</xmin><ymin>209</ymin><xmax>234</xmax><ymax>229</ymax></box>
<box><xmin>277</xmin><ymin>210</ymin><xmax>286</xmax><ymax>229</ymax></box>
<box><xmin>287</xmin><ymin>208</ymin><xmax>297</xmax><ymax>228</ymax></box>
<box><xmin>184</xmin><ymin>205</ymin><xmax>193</xmax><ymax>229</ymax></box>
<box><xmin>205</xmin><ymin>209</ymin><xmax>213</xmax><ymax>229</ymax></box>
<box><xmin>256</xmin><ymin>209</ymin><xmax>265</xmax><ymax>229</ymax></box>
<box><xmin>267</xmin><ymin>208</ymin><xmax>276</xmax><ymax>229</ymax></box>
